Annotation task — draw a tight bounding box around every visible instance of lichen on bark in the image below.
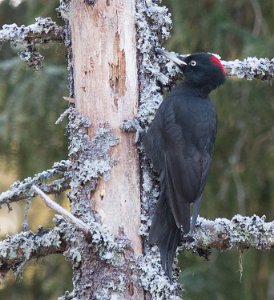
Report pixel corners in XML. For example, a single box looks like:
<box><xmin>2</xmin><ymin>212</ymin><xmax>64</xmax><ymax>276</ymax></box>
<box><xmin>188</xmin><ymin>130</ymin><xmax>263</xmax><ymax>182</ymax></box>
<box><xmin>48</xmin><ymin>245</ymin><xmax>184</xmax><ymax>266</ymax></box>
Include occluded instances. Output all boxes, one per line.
<box><xmin>0</xmin><ymin>17</ymin><xmax>64</xmax><ymax>69</ymax></box>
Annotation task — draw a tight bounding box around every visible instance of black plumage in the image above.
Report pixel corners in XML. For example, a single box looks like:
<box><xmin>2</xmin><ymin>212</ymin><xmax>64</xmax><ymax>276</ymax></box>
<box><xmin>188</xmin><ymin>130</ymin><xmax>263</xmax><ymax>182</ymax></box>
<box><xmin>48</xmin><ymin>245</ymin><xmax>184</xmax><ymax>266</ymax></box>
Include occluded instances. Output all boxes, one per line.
<box><xmin>144</xmin><ymin>51</ymin><xmax>226</xmax><ymax>278</ymax></box>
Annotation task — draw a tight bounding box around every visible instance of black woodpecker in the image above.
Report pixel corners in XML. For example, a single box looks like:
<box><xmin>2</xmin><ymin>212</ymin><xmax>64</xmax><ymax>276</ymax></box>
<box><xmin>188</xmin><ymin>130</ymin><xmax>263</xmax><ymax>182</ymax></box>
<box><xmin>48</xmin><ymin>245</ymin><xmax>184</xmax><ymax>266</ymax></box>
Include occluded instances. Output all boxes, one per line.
<box><xmin>143</xmin><ymin>50</ymin><xmax>226</xmax><ymax>278</ymax></box>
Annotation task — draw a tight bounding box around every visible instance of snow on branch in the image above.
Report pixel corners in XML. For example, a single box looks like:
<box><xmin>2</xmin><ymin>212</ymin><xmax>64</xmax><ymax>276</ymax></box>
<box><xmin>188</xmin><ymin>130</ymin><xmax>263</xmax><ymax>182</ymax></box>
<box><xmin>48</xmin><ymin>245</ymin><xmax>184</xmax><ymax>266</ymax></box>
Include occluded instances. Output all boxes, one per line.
<box><xmin>186</xmin><ymin>214</ymin><xmax>274</xmax><ymax>251</ymax></box>
<box><xmin>0</xmin><ymin>160</ymin><xmax>70</xmax><ymax>208</ymax></box>
<box><xmin>0</xmin><ymin>17</ymin><xmax>64</xmax><ymax>68</ymax></box>
<box><xmin>0</xmin><ymin>227</ymin><xmax>67</xmax><ymax>276</ymax></box>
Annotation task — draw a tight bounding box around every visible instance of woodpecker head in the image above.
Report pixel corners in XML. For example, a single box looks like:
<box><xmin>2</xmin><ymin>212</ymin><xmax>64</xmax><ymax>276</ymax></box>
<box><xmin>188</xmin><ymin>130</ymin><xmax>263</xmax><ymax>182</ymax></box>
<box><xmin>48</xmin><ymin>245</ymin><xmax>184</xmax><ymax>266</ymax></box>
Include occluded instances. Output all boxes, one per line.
<box><xmin>159</xmin><ymin>49</ymin><xmax>226</xmax><ymax>93</ymax></box>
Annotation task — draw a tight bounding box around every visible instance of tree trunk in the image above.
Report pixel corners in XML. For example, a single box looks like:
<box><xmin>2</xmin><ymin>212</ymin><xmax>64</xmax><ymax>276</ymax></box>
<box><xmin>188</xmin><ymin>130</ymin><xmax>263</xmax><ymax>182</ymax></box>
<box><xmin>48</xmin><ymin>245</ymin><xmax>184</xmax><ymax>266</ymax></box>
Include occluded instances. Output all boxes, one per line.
<box><xmin>69</xmin><ymin>0</ymin><xmax>144</xmax><ymax>298</ymax></box>
<box><xmin>70</xmin><ymin>0</ymin><xmax>141</xmax><ymax>254</ymax></box>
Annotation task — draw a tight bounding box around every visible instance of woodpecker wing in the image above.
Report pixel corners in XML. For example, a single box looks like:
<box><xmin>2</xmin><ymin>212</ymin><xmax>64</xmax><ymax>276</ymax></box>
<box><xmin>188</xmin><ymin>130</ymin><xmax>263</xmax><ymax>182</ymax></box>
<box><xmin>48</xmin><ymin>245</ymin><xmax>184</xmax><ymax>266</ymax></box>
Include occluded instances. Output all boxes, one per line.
<box><xmin>144</xmin><ymin>87</ymin><xmax>217</xmax><ymax>232</ymax></box>
<box><xmin>161</xmin><ymin>91</ymin><xmax>217</xmax><ymax>231</ymax></box>
<box><xmin>165</xmin><ymin>151</ymin><xmax>200</xmax><ymax>231</ymax></box>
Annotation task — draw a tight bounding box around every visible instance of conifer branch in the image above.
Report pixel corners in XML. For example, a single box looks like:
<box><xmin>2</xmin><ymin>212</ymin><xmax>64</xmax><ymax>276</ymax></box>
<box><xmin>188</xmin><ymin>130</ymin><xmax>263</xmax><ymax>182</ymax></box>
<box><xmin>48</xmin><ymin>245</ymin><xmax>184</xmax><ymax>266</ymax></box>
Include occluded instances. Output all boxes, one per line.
<box><xmin>33</xmin><ymin>185</ymin><xmax>91</xmax><ymax>237</ymax></box>
<box><xmin>222</xmin><ymin>57</ymin><xmax>274</xmax><ymax>81</ymax></box>
<box><xmin>0</xmin><ymin>160</ymin><xmax>70</xmax><ymax>207</ymax></box>
<box><xmin>0</xmin><ymin>228</ymin><xmax>67</xmax><ymax>275</ymax></box>
<box><xmin>0</xmin><ymin>17</ymin><xmax>64</xmax><ymax>68</ymax></box>
<box><xmin>185</xmin><ymin>214</ymin><xmax>274</xmax><ymax>251</ymax></box>
<box><xmin>0</xmin><ymin>17</ymin><xmax>64</xmax><ymax>44</ymax></box>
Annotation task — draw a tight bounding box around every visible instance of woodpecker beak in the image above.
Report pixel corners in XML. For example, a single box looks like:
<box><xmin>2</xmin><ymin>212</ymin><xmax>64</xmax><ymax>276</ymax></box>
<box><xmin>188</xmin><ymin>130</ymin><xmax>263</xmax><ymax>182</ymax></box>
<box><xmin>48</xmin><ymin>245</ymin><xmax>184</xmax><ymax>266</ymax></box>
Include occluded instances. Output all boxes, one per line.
<box><xmin>157</xmin><ymin>48</ymin><xmax>187</xmax><ymax>66</ymax></box>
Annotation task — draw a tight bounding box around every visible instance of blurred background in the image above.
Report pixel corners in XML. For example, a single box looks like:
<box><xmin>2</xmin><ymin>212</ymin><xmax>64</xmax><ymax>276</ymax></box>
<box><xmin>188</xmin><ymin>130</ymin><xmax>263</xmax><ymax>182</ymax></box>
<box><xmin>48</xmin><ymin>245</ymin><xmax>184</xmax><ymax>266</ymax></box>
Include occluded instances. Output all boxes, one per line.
<box><xmin>0</xmin><ymin>0</ymin><xmax>274</xmax><ymax>299</ymax></box>
<box><xmin>0</xmin><ymin>1</ymin><xmax>71</xmax><ymax>299</ymax></box>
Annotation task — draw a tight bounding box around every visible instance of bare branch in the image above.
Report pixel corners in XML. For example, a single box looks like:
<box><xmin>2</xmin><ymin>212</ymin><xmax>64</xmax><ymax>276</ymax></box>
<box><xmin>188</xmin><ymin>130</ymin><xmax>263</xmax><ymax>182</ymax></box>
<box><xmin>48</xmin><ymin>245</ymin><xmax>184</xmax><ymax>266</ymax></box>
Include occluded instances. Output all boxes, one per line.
<box><xmin>0</xmin><ymin>160</ymin><xmax>70</xmax><ymax>207</ymax></box>
<box><xmin>0</xmin><ymin>227</ymin><xmax>67</xmax><ymax>275</ymax></box>
<box><xmin>33</xmin><ymin>185</ymin><xmax>90</xmax><ymax>237</ymax></box>
<box><xmin>63</xmin><ymin>96</ymin><xmax>75</xmax><ymax>104</ymax></box>
<box><xmin>185</xmin><ymin>214</ymin><xmax>274</xmax><ymax>251</ymax></box>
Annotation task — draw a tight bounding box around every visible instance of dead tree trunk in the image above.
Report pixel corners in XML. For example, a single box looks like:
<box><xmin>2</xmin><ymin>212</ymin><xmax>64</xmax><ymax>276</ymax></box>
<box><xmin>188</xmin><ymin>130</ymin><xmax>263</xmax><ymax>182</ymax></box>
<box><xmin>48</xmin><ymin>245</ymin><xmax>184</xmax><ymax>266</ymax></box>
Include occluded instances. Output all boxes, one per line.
<box><xmin>69</xmin><ymin>0</ymin><xmax>142</xmax><ymax>255</ymax></box>
<box><xmin>63</xmin><ymin>1</ymin><xmax>146</xmax><ymax>299</ymax></box>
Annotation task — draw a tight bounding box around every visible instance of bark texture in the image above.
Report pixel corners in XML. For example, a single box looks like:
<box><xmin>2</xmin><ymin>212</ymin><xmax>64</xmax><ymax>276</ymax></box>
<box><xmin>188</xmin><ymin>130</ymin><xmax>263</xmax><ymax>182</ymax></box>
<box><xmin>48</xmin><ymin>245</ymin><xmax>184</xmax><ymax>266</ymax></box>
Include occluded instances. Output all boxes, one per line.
<box><xmin>67</xmin><ymin>1</ymin><xmax>144</xmax><ymax>299</ymax></box>
<box><xmin>69</xmin><ymin>0</ymin><xmax>141</xmax><ymax>255</ymax></box>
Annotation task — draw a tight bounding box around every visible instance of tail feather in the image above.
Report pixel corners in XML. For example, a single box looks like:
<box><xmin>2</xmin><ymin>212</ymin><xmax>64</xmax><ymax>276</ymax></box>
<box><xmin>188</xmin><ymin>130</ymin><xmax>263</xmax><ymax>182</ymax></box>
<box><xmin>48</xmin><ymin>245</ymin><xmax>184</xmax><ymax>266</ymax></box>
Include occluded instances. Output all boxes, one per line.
<box><xmin>149</xmin><ymin>189</ymin><xmax>181</xmax><ymax>278</ymax></box>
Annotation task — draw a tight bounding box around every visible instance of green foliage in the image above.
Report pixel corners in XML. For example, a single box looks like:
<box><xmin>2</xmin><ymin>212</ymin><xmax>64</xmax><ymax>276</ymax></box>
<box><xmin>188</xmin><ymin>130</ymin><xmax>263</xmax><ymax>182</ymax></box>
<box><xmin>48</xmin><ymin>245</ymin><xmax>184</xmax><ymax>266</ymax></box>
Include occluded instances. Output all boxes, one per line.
<box><xmin>163</xmin><ymin>0</ymin><xmax>274</xmax><ymax>299</ymax></box>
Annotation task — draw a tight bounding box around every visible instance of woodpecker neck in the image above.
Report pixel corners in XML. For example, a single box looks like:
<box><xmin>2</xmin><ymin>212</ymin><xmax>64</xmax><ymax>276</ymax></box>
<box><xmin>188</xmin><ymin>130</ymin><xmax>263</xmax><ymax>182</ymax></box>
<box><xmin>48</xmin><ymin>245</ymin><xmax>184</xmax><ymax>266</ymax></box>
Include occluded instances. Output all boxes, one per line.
<box><xmin>180</xmin><ymin>82</ymin><xmax>210</xmax><ymax>98</ymax></box>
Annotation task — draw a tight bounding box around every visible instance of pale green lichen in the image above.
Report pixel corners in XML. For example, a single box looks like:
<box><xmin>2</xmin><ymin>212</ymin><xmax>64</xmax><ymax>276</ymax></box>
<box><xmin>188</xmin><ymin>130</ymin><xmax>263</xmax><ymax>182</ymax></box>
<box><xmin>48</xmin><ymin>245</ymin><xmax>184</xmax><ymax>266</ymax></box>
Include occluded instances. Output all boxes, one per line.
<box><xmin>67</xmin><ymin>109</ymin><xmax>119</xmax><ymax>190</ymax></box>
<box><xmin>0</xmin><ymin>160</ymin><xmax>70</xmax><ymax>207</ymax></box>
<box><xmin>222</xmin><ymin>57</ymin><xmax>274</xmax><ymax>80</ymax></box>
<box><xmin>139</xmin><ymin>247</ymin><xmax>182</xmax><ymax>299</ymax></box>
<box><xmin>0</xmin><ymin>227</ymin><xmax>65</xmax><ymax>277</ymax></box>
<box><xmin>135</xmin><ymin>1</ymin><xmax>185</xmax><ymax>297</ymax></box>
<box><xmin>0</xmin><ymin>17</ymin><xmax>63</xmax><ymax>69</ymax></box>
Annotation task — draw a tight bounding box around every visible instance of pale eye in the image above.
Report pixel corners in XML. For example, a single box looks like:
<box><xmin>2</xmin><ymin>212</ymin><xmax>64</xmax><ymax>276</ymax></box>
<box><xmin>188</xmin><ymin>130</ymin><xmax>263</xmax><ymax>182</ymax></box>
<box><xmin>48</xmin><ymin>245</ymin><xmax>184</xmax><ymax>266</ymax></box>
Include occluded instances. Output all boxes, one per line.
<box><xmin>190</xmin><ymin>60</ymin><xmax>197</xmax><ymax>67</ymax></box>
